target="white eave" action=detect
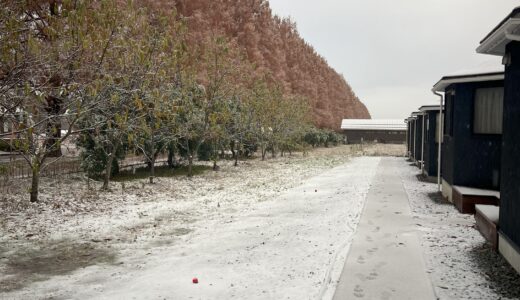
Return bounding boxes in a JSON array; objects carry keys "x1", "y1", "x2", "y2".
[
  {"x1": 432, "y1": 62, "x2": 504, "y2": 93},
  {"x1": 477, "y1": 7, "x2": 520, "y2": 56},
  {"x1": 341, "y1": 119, "x2": 407, "y2": 131},
  {"x1": 419, "y1": 105, "x2": 441, "y2": 112}
]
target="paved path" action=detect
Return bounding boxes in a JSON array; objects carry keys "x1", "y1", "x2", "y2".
[{"x1": 333, "y1": 158, "x2": 436, "y2": 300}]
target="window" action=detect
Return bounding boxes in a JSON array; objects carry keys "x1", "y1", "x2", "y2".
[
  {"x1": 474, "y1": 87, "x2": 504, "y2": 134},
  {"x1": 426, "y1": 118, "x2": 429, "y2": 142},
  {"x1": 435, "y1": 112, "x2": 442, "y2": 143}
]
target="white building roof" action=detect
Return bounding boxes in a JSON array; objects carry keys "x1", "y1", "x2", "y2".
[
  {"x1": 477, "y1": 7, "x2": 520, "y2": 56},
  {"x1": 432, "y1": 61, "x2": 504, "y2": 92},
  {"x1": 341, "y1": 119, "x2": 407, "y2": 131}
]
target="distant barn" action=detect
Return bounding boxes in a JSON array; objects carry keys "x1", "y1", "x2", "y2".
[{"x1": 340, "y1": 119, "x2": 407, "y2": 144}]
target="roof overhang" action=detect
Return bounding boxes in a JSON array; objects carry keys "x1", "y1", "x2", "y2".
[
  {"x1": 432, "y1": 72, "x2": 504, "y2": 93},
  {"x1": 477, "y1": 7, "x2": 520, "y2": 56},
  {"x1": 418, "y1": 105, "x2": 441, "y2": 112}
]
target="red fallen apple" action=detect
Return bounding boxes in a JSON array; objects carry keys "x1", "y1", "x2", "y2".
[{"x1": 193, "y1": 278, "x2": 199, "y2": 284}]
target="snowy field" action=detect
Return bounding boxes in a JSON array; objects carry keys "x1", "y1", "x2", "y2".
[
  {"x1": 400, "y1": 161, "x2": 520, "y2": 300},
  {"x1": 0, "y1": 145, "x2": 399, "y2": 299},
  {"x1": 4, "y1": 145, "x2": 520, "y2": 300}
]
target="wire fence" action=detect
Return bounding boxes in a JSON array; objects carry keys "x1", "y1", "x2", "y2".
[
  {"x1": 0, "y1": 154, "x2": 169, "y2": 180},
  {"x1": 0, "y1": 154, "x2": 173, "y2": 197}
]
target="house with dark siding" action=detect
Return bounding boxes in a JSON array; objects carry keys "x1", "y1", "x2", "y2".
[
  {"x1": 477, "y1": 6, "x2": 520, "y2": 274},
  {"x1": 405, "y1": 117, "x2": 415, "y2": 159},
  {"x1": 410, "y1": 112, "x2": 423, "y2": 167},
  {"x1": 432, "y1": 67, "x2": 503, "y2": 207},
  {"x1": 418, "y1": 105, "x2": 441, "y2": 178}
]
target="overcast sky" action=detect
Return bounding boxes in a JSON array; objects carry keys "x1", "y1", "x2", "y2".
[{"x1": 268, "y1": 0, "x2": 518, "y2": 119}]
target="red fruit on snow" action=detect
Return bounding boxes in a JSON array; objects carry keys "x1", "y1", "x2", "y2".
[{"x1": 192, "y1": 278, "x2": 199, "y2": 284}]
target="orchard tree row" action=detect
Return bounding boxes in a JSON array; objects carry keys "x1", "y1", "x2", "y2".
[{"x1": 0, "y1": 1, "x2": 343, "y2": 203}]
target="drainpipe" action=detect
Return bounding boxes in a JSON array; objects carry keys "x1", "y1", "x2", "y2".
[
  {"x1": 421, "y1": 113, "x2": 425, "y2": 172},
  {"x1": 434, "y1": 91, "x2": 444, "y2": 192}
]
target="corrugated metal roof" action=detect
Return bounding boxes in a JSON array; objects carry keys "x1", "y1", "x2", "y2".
[{"x1": 341, "y1": 119, "x2": 407, "y2": 131}]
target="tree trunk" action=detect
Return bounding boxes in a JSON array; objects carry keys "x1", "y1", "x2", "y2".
[
  {"x1": 188, "y1": 155, "x2": 193, "y2": 177},
  {"x1": 167, "y1": 144, "x2": 175, "y2": 168},
  {"x1": 234, "y1": 146, "x2": 239, "y2": 167},
  {"x1": 149, "y1": 155, "x2": 155, "y2": 184},
  {"x1": 45, "y1": 96, "x2": 63, "y2": 157},
  {"x1": 30, "y1": 164, "x2": 40, "y2": 203},
  {"x1": 230, "y1": 141, "x2": 236, "y2": 159},
  {"x1": 149, "y1": 140, "x2": 155, "y2": 184},
  {"x1": 103, "y1": 152, "x2": 114, "y2": 190}
]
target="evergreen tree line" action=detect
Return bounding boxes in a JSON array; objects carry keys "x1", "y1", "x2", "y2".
[
  {"x1": 0, "y1": 1, "x2": 344, "y2": 203},
  {"x1": 171, "y1": 0, "x2": 371, "y2": 128}
]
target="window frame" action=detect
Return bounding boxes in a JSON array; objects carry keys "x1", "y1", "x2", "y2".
[
  {"x1": 472, "y1": 86, "x2": 504, "y2": 136},
  {"x1": 435, "y1": 112, "x2": 442, "y2": 144},
  {"x1": 444, "y1": 90, "x2": 455, "y2": 137}
]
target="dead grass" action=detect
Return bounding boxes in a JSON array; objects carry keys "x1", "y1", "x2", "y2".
[
  {"x1": 0, "y1": 240, "x2": 116, "y2": 292},
  {"x1": 350, "y1": 143, "x2": 406, "y2": 157}
]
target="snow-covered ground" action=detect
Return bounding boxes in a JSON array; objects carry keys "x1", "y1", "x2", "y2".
[
  {"x1": 0, "y1": 146, "x2": 387, "y2": 299},
  {"x1": 5, "y1": 146, "x2": 520, "y2": 300},
  {"x1": 400, "y1": 161, "x2": 520, "y2": 300}
]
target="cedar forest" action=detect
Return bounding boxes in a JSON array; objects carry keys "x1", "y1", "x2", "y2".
[{"x1": 0, "y1": 0, "x2": 369, "y2": 203}]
